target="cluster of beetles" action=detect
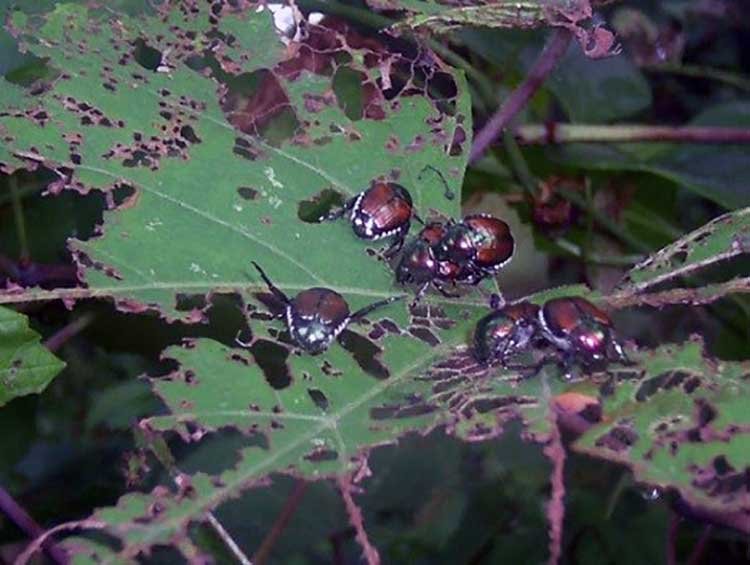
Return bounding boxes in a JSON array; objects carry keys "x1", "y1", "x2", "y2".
[{"x1": 252, "y1": 173, "x2": 629, "y2": 376}]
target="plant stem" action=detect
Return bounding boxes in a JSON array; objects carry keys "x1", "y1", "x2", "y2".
[
  {"x1": 544, "y1": 412, "x2": 566, "y2": 565},
  {"x1": 470, "y1": 28, "x2": 572, "y2": 163},
  {"x1": 515, "y1": 124, "x2": 750, "y2": 144},
  {"x1": 253, "y1": 481, "x2": 308, "y2": 565},
  {"x1": 338, "y1": 476, "x2": 380, "y2": 565},
  {"x1": 502, "y1": 130, "x2": 538, "y2": 197},
  {"x1": 9, "y1": 176, "x2": 30, "y2": 261},
  {"x1": 643, "y1": 62, "x2": 750, "y2": 93},
  {"x1": 206, "y1": 512, "x2": 253, "y2": 565},
  {"x1": 44, "y1": 314, "x2": 95, "y2": 352},
  {"x1": 139, "y1": 430, "x2": 253, "y2": 565},
  {"x1": 0, "y1": 485, "x2": 69, "y2": 564},
  {"x1": 16, "y1": 519, "x2": 106, "y2": 565}
]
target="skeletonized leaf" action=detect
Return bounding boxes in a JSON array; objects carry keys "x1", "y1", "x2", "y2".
[
  {"x1": 618, "y1": 206, "x2": 750, "y2": 292},
  {"x1": 575, "y1": 339, "x2": 750, "y2": 525}
]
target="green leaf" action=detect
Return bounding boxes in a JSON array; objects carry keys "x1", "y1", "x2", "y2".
[
  {"x1": 0, "y1": 306, "x2": 65, "y2": 406},
  {"x1": 575, "y1": 339, "x2": 750, "y2": 515},
  {"x1": 0, "y1": 3, "x2": 469, "y2": 319},
  {"x1": 548, "y1": 45, "x2": 652, "y2": 123}
]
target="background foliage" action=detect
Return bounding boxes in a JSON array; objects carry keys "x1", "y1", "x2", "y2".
[{"x1": 1, "y1": 0, "x2": 749, "y2": 563}]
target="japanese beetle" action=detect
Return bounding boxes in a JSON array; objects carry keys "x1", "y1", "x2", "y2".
[
  {"x1": 538, "y1": 297, "x2": 627, "y2": 370},
  {"x1": 435, "y1": 214, "x2": 515, "y2": 280},
  {"x1": 395, "y1": 222, "x2": 466, "y2": 302},
  {"x1": 324, "y1": 180, "x2": 414, "y2": 254},
  {"x1": 473, "y1": 301, "x2": 540, "y2": 365},
  {"x1": 251, "y1": 262, "x2": 403, "y2": 355}
]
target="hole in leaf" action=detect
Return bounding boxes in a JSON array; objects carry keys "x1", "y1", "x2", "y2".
[
  {"x1": 332, "y1": 66, "x2": 365, "y2": 120},
  {"x1": 408, "y1": 327, "x2": 440, "y2": 347},
  {"x1": 222, "y1": 69, "x2": 299, "y2": 144},
  {"x1": 250, "y1": 339, "x2": 292, "y2": 389},
  {"x1": 133, "y1": 38, "x2": 162, "y2": 71},
  {"x1": 304, "y1": 448, "x2": 339, "y2": 462},
  {"x1": 713, "y1": 455, "x2": 734, "y2": 475},
  {"x1": 3, "y1": 52, "x2": 58, "y2": 89},
  {"x1": 307, "y1": 388, "x2": 329, "y2": 411},
  {"x1": 175, "y1": 293, "x2": 207, "y2": 312},
  {"x1": 338, "y1": 329, "x2": 389, "y2": 379},
  {"x1": 297, "y1": 188, "x2": 345, "y2": 223},
  {"x1": 237, "y1": 186, "x2": 259, "y2": 200},
  {"x1": 110, "y1": 184, "x2": 136, "y2": 208}
]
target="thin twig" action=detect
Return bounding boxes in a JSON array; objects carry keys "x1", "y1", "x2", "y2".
[
  {"x1": 44, "y1": 313, "x2": 95, "y2": 352},
  {"x1": 207, "y1": 512, "x2": 253, "y2": 565},
  {"x1": 686, "y1": 524, "x2": 713, "y2": 565},
  {"x1": 16, "y1": 518, "x2": 106, "y2": 565},
  {"x1": 253, "y1": 481, "x2": 308, "y2": 565},
  {"x1": 0, "y1": 485, "x2": 69, "y2": 564},
  {"x1": 515, "y1": 123, "x2": 750, "y2": 144},
  {"x1": 469, "y1": 28, "x2": 572, "y2": 163},
  {"x1": 666, "y1": 512, "x2": 680, "y2": 565},
  {"x1": 544, "y1": 411, "x2": 566, "y2": 565},
  {"x1": 338, "y1": 476, "x2": 380, "y2": 565}
]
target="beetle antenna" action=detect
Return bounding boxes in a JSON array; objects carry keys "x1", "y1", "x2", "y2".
[
  {"x1": 418, "y1": 165, "x2": 455, "y2": 201},
  {"x1": 350, "y1": 295, "x2": 404, "y2": 322},
  {"x1": 250, "y1": 261, "x2": 290, "y2": 304}
]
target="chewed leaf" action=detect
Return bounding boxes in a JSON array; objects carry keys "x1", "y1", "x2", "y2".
[
  {"x1": 575, "y1": 339, "x2": 750, "y2": 517},
  {"x1": 0, "y1": 306, "x2": 65, "y2": 406},
  {"x1": 0, "y1": 3, "x2": 469, "y2": 320},
  {"x1": 619, "y1": 206, "x2": 750, "y2": 291}
]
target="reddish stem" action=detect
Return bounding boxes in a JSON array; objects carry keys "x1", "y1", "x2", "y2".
[
  {"x1": 253, "y1": 480, "x2": 308, "y2": 565},
  {"x1": 544, "y1": 412, "x2": 566, "y2": 565},
  {"x1": 338, "y1": 475, "x2": 380, "y2": 565},
  {"x1": 469, "y1": 28, "x2": 572, "y2": 163},
  {"x1": 0, "y1": 485, "x2": 69, "y2": 564},
  {"x1": 666, "y1": 512, "x2": 680, "y2": 565}
]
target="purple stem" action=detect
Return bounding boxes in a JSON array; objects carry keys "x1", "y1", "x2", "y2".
[
  {"x1": 469, "y1": 28, "x2": 573, "y2": 164},
  {"x1": 0, "y1": 485, "x2": 68, "y2": 564}
]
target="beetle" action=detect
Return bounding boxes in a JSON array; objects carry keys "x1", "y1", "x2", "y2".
[
  {"x1": 473, "y1": 301, "x2": 541, "y2": 365},
  {"x1": 394, "y1": 222, "x2": 468, "y2": 303},
  {"x1": 323, "y1": 180, "x2": 414, "y2": 255},
  {"x1": 434, "y1": 214, "x2": 515, "y2": 280},
  {"x1": 251, "y1": 262, "x2": 403, "y2": 354},
  {"x1": 538, "y1": 297, "x2": 627, "y2": 370}
]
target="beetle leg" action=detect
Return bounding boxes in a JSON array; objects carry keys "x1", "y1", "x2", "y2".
[
  {"x1": 382, "y1": 227, "x2": 408, "y2": 258},
  {"x1": 410, "y1": 282, "x2": 430, "y2": 308},
  {"x1": 489, "y1": 292, "x2": 506, "y2": 310},
  {"x1": 250, "y1": 261, "x2": 290, "y2": 305},
  {"x1": 433, "y1": 281, "x2": 461, "y2": 298},
  {"x1": 320, "y1": 195, "x2": 356, "y2": 222},
  {"x1": 608, "y1": 338, "x2": 633, "y2": 365},
  {"x1": 350, "y1": 295, "x2": 405, "y2": 322}
]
